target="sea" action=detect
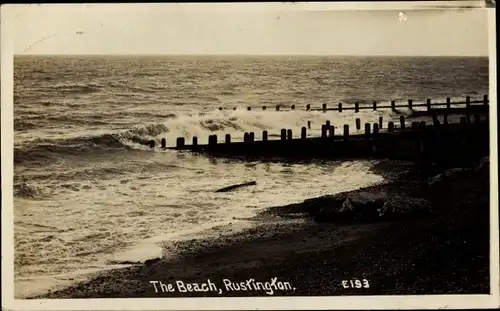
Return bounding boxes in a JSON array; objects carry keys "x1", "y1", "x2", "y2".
[{"x1": 12, "y1": 55, "x2": 489, "y2": 297}]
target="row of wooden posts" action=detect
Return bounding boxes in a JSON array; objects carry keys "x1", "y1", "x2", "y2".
[
  {"x1": 150, "y1": 113, "x2": 484, "y2": 149},
  {"x1": 218, "y1": 95, "x2": 488, "y2": 112}
]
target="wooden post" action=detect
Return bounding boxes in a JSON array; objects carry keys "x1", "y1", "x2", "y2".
[
  {"x1": 443, "y1": 114, "x2": 448, "y2": 125},
  {"x1": 263, "y1": 106, "x2": 267, "y2": 111},
  {"x1": 287, "y1": 129, "x2": 293, "y2": 140},
  {"x1": 484, "y1": 94, "x2": 488, "y2": 106},
  {"x1": 243, "y1": 132, "x2": 249, "y2": 143},
  {"x1": 408, "y1": 99, "x2": 413, "y2": 110},
  {"x1": 465, "y1": 96, "x2": 471, "y2": 124},
  {"x1": 225, "y1": 134, "x2": 231, "y2": 144},
  {"x1": 474, "y1": 114, "x2": 481, "y2": 124},
  {"x1": 446, "y1": 97, "x2": 451, "y2": 109},
  {"x1": 373, "y1": 101, "x2": 377, "y2": 111},
  {"x1": 373, "y1": 123, "x2": 379, "y2": 135},
  {"x1": 426, "y1": 99, "x2": 431, "y2": 111},
  {"x1": 306, "y1": 104, "x2": 311, "y2": 111},
  {"x1": 355, "y1": 103, "x2": 359, "y2": 113},
  {"x1": 388, "y1": 122, "x2": 394, "y2": 133},
  {"x1": 321, "y1": 125, "x2": 327, "y2": 138},
  {"x1": 176, "y1": 137, "x2": 185, "y2": 148},
  {"x1": 249, "y1": 132, "x2": 255, "y2": 142},
  {"x1": 419, "y1": 121, "x2": 426, "y2": 128},
  {"x1": 460, "y1": 96, "x2": 469, "y2": 124},
  {"x1": 247, "y1": 106, "x2": 251, "y2": 111},
  {"x1": 263, "y1": 131, "x2": 268, "y2": 142},
  {"x1": 193, "y1": 136, "x2": 198, "y2": 146},
  {"x1": 322, "y1": 103, "x2": 327, "y2": 112},
  {"x1": 355, "y1": 118, "x2": 361, "y2": 130},
  {"x1": 411, "y1": 122, "x2": 418, "y2": 130},
  {"x1": 400, "y1": 115, "x2": 405, "y2": 130},
  {"x1": 378, "y1": 116, "x2": 383, "y2": 129},
  {"x1": 281, "y1": 129, "x2": 287, "y2": 140},
  {"x1": 301, "y1": 127, "x2": 307, "y2": 140},
  {"x1": 364, "y1": 123, "x2": 371, "y2": 137},
  {"x1": 326, "y1": 120, "x2": 331, "y2": 128},
  {"x1": 343, "y1": 125, "x2": 349, "y2": 140},
  {"x1": 276, "y1": 105, "x2": 280, "y2": 111},
  {"x1": 307, "y1": 121, "x2": 311, "y2": 129},
  {"x1": 338, "y1": 103, "x2": 343, "y2": 112},
  {"x1": 328, "y1": 126, "x2": 335, "y2": 138},
  {"x1": 161, "y1": 138, "x2": 166, "y2": 148},
  {"x1": 432, "y1": 114, "x2": 440, "y2": 126},
  {"x1": 149, "y1": 140, "x2": 155, "y2": 148},
  {"x1": 391, "y1": 100, "x2": 396, "y2": 111},
  {"x1": 210, "y1": 135, "x2": 218, "y2": 145},
  {"x1": 291, "y1": 104, "x2": 296, "y2": 110}
]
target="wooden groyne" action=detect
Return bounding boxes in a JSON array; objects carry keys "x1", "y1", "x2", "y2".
[
  {"x1": 217, "y1": 95, "x2": 489, "y2": 117},
  {"x1": 148, "y1": 95, "x2": 490, "y2": 167},
  {"x1": 154, "y1": 113, "x2": 489, "y2": 168}
]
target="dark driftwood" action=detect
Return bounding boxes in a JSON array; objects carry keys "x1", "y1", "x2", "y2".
[{"x1": 215, "y1": 181, "x2": 257, "y2": 193}]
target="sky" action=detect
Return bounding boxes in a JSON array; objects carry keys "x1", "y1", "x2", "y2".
[{"x1": 8, "y1": 2, "x2": 491, "y2": 56}]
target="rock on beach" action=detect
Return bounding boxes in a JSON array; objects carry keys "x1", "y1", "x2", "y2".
[{"x1": 310, "y1": 190, "x2": 431, "y2": 223}]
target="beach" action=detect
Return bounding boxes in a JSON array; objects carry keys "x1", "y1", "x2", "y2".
[
  {"x1": 37, "y1": 157, "x2": 490, "y2": 298},
  {"x1": 13, "y1": 55, "x2": 490, "y2": 298}
]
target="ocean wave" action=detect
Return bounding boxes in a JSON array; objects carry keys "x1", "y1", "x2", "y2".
[
  {"x1": 14, "y1": 108, "x2": 411, "y2": 165},
  {"x1": 114, "y1": 112, "x2": 177, "y2": 120},
  {"x1": 132, "y1": 72, "x2": 160, "y2": 78},
  {"x1": 14, "y1": 135, "x2": 129, "y2": 165},
  {"x1": 15, "y1": 112, "x2": 178, "y2": 132},
  {"x1": 11, "y1": 112, "x2": 251, "y2": 165},
  {"x1": 14, "y1": 182, "x2": 46, "y2": 199},
  {"x1": 14, "y1": 120, "x2": 39, "y2": 131},
  {"x1": 45, "y1": 82, "x2": 103, "y2": 95},
  {"x1": 13, "y1": 122, "x2": 173, "y2": 165},
  {"x1": 108, "y1": 83, "x2": 168, "y2": 93},
  {"x1": 15, "y1": 117, "x2": 110, "y2": 131}
]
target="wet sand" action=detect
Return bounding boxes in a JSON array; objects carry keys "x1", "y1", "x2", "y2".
[{"x1": 37, "y1": 159, "x2": 490, "y2": 298}]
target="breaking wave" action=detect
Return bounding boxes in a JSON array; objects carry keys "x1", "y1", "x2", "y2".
[{"x1": 14, "y1": 108, "x2": 411, "y2": 165}]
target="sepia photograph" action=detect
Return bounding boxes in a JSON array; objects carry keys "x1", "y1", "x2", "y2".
[{"x1": 1, "y1": 1, "x2": 498, "y2": 310}]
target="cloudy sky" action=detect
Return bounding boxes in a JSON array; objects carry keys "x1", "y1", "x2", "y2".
[{"x1": 9, "y1": 2, "x2": 491, "y2": 56}]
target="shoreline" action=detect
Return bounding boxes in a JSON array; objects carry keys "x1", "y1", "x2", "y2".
[{"x1": 32, "y1": 157, "x2": 490, "y2": 298}]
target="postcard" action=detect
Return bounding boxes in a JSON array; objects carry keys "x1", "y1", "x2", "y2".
[{"x1": 2, "y1": 1, "x2": 498, "y2": 310}]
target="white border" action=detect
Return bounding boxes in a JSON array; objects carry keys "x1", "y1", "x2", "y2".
[
  {"x1": 2, "y1": 2, "x2": 499, "y2": 310},
  {"x1": 487, "y1": 6, "x2": 500, "y2": 302}
]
